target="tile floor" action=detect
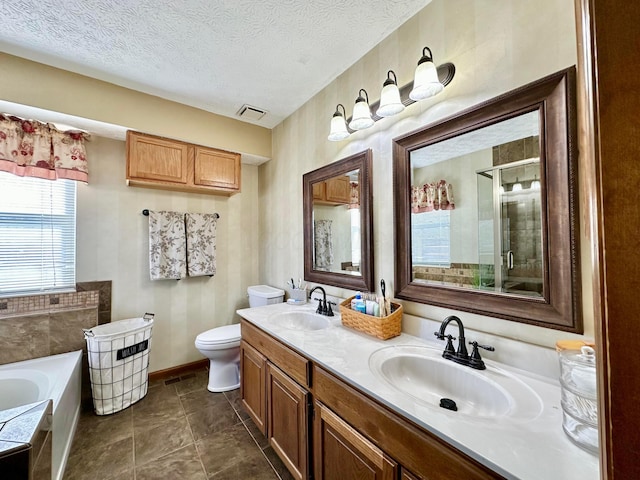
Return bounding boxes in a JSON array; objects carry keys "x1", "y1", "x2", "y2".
[{"x1": 64, "y1": 367, "x2": 294, "y2": 480}]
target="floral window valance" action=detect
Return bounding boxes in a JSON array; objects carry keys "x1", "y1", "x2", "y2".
[
  {"x1": 411, "y1": 180, "x2": 455, "y2": 213},
  {"x1": 0, "y1": 114, "x2": 90, "y2": 182}
]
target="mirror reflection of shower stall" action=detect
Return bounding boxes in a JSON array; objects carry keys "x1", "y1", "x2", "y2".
[{"x1": 477, "y1": 158, "x2": 543, "y2": 296}]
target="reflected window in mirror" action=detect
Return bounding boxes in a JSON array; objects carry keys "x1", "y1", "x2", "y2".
[{"x1": 393, "y1": 67, "x2": 581, "y2": 332}]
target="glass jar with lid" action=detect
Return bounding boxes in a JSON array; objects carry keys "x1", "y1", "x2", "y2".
[{"x1": 556, "y1": 340, "x2": 599, "y2": 455}]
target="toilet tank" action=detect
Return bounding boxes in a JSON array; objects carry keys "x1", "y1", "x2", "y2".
[{"x1": 247, "y1": 285, "x2": 285, "y2": 307}]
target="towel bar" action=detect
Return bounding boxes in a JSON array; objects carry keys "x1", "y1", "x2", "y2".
[{"x1": 141, "y1": 209, "x2": 220, "y2": 219}]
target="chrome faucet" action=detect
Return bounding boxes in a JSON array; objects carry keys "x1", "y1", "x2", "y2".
[
  {"x1": 434, "y1": 315, "x2": 494, "y2": 370},
  {"x1": 309, "y1": 286, "x2": 335, "y2": 316}
]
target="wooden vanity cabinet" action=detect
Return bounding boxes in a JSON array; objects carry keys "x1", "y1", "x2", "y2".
[
  {"x1": 241, "y1": 320, "x2": 504, "y2": 480},
  {"x1": 314, "y1": 400, "x2": 398, "y2": 480},
  {"x1": 313, "y1": 176, "x2": 350, "y2": 205},
  {"x1": 241, "y1": 320, "x2": 311, "y2": 480},
  {"x1": 400, "y1": 469, "x2": 421, "y2": 480},
  {"x1": 267, "y1": 363, "x2": 310, "y2": 480},
  {"x1": 240, "y1": 340, "x2": 266, "y2": 434},
  {"x1": 312, "y1": 366, "x2": 503, "y2": 480},
  {"x1": 126, "y1": 131, "x2": 241, "y2": 195}
]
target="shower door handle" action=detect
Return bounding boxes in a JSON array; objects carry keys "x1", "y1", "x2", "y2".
[{"x1": 506, "y1": 250, "x2": 514, "y2": 270}]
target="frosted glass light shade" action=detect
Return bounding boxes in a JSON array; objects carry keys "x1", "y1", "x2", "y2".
[
  {"x1": 376, "y1": 83, "x2": 405, "y2": 117},
  {"x1": 531, "y1": 179, "x2": 541, "y2": 190},
  {"x1": 349, "y1": 98, "x2": 374, "y2": 130},
  {"x1": 328, "y1": 115, "x2": 349, "y2": 141},
  {"x1": 409, "y1": 60, "x2": 444, "y2": 101}
]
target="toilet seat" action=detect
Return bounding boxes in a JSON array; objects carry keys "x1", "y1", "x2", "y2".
[{"x1": 195, "y1": 324, "x2": 241, "y2": 348}]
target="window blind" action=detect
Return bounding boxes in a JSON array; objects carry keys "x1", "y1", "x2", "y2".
[
  {"x1": 0, "y1": 171, "x2": 76, "y2": 295},
  {"x1": 411, "y1": 209, "x2": 451, "y2": 267}
]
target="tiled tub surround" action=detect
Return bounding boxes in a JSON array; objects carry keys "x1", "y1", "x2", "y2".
[
  {"x1": 237, "y1": 303, "x2": 599, "y2": 480},
  {"x1": 0, "y1": 290, "x2": 99, "y2": 366},
  {"x1": 0, "y1": 351, "x2": 82, "y2": 480},
  {"x1": 413, "y1": 262, "x2": 481, "y2": 287},
  {"x1": 0, "y1": 399, "x2": 52, "y2": 480},
  {"x1": 76, "y1": 280, "x2": 112, "y2": 325}
]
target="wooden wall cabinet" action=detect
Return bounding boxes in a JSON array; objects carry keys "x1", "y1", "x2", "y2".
[
  {"x1": 312, "y1": 176, "x2": 350, "y2": 205},
  {"x1": 126, "y1": 131, "x2": 241, "y2": 195}
]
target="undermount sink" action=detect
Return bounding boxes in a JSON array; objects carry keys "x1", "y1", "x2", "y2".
[
  {"x1": 269, "y1": 311, "x2": 331, "y2": 331},
  {"x1": 369, "y1": 345, "x2": 543, "y2": 421}
]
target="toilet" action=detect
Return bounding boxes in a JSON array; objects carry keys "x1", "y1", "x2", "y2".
[{"x1": 195, "y1": 285, "x2": 284, "y2": 392}]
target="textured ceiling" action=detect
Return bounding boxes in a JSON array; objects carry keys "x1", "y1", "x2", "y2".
[
  {"x1": 0, "y1": 0, "x2": 432, "y2": 129},
  {"x1": 411, "y1": 111, "x2": 541, "y2": 169}
]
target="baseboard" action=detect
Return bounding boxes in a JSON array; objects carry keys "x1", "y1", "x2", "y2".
[{"x1": 148, "y1": 359, "x2": 208, "y2": 382}]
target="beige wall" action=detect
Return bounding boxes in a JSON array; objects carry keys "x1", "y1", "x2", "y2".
[
  {"x1": 77, "y1": 137, "x2": 260, "y2": 372},
  {"x1": 262, "y1": 0, "x2": 593, "y2": 347},
  {"x1": 0, "y1": 52, "x2": 271, "y2": 159}
]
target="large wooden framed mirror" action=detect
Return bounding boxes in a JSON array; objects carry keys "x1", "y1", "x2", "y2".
[
  {"x1": 393, "y1": 67, "x2": 581, "y2": 332},
  {"x1": 303, "y1": 149, "x2": 374, "y2": 291}
]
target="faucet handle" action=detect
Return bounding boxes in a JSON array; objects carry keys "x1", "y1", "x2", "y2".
[
  {"x1": 468, "y1": 341, "x2": 495, "y2": 370},
  {"x1": 326, "y1": 301, "x2": 336, "y2": 317},
  {"x1": 313, "y1": 297, "x2": 325, "y2": 314},
  {"x1": 469, "y1": 341, "x2": 495, "y2": 354}
]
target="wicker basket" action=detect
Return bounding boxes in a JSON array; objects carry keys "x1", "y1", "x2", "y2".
[{"x1": 339, "y1": 296, "x2": 402, "y2": 340}]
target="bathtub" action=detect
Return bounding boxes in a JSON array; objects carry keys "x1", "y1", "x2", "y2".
[{"x1": 0, "y1": 350, "x2": 82, "y2": 480}]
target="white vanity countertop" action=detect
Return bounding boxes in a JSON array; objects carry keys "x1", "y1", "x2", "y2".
[{"x1": 237, "y1": 303, "x2": 599, "y2": 480}]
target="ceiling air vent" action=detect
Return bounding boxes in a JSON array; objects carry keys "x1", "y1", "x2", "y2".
[{"x1": 236, "y1": 104, "x2": 267, "y2": 121}]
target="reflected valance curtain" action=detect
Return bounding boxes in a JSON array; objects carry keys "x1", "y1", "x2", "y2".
[
  {"x1": 348, "y1": 181, "x2": 360, "y2": 209},
  {"x1": 411, "y1": 180, "x2": 455, "y2": 213},
  {"x1": 0, "y1": 114, "x2": 90, "y2": 182}
]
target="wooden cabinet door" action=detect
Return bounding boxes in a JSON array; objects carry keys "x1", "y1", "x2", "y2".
[
  {"x1": 313, "y1": 182, "x2": 325, "y2": 201},
  {"x1": 401, "y1": 469, "x2": 421, "y2": 480},
  {"x1": 127, "y1": 131, "x2": 189, "y2": 184},
  {"x1": 267, "y1": 362, "x2": 309, "y2": 480},
  {"x1": 240, "y1": 341, "x2": 266, "y2": 435},
  {"x1": 194, "y1": 146, "x2": 241, "y2": 191},
  {"x1": 324, "y1": 176, "x2": 350, "y2": 204},
  {"x1": 314, "y1": 401, "x2": 397, "y2": 480}
]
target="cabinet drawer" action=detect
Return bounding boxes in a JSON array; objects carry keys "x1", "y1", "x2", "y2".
[
  {"x1": 241, "y1": 320, "x2": 309, "y2": 388},
  {"x1": 312, "y1": 366, "x2": 503, "y2": 480}
]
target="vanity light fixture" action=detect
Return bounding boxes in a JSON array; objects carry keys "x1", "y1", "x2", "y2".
[
  {"x1": 531, "y1": 175, "x2": 541, "y2": 190},
  {"x1": 512, "y1": 177, "x2": 523, "y2": 192},
  {"x1": 328, "y1": 104, "x2": 350, "y2": 141},
  {"x1": 409, "y1": 47, "x2": 445, "y2": 101},
  {"x1": 349, "y1": 89, "x2": 375, "y2": 130},
  {"x1": 327, "y1": 46, "x2": 455, "y2": 141},
  {"x1": 376, "y1": 70, "x2": 405, "y2": 117}
]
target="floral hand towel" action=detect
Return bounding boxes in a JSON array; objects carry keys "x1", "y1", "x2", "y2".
[
  {"x1": 148, "y1": 210, "x2": 187, "y2": 280},
  {"x1": 185, "y1": 213, "x2": 217, "y2": 277},
  {"x1": 314, "y1": 219, "x2": 334, "y2": 269}
]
